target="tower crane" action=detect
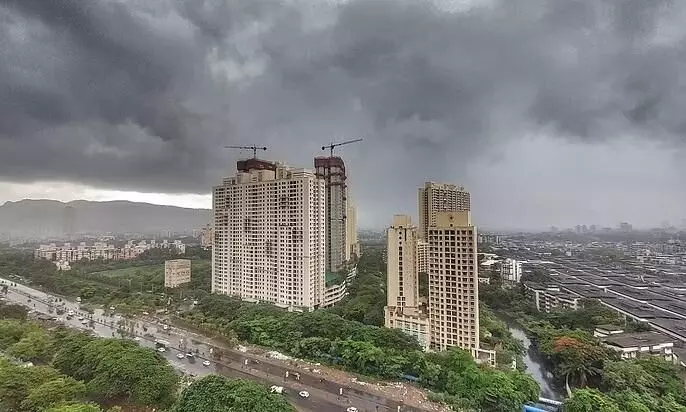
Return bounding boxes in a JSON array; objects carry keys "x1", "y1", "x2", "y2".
[
  {"x1": 224, "y1": 145, "x2": 267, "y2": 158},
  {"x1": 321, "y1": 138, "x2": 363, "y2": 157}
]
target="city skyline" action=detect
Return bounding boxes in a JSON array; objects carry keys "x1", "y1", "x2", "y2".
[{"x1": 2, "y1": 1, "x2": 686, "y2": 230}]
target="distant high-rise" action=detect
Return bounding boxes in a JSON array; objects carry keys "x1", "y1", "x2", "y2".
[
  {"x1": 345, "y1": 196, "x2": 360, "y2": 261},
  {"x1": 418, "y1": 182, "x2": 470, "y2": 240},
  {"x1": 212, "y1": 158, "x2": 326, "y2": 310},
  {"x1": 314, "y1": 156, "x2": 348, "y2": 275},
  {"x1": 63, "y1": 206, "x2": 76, "y2": 239},
  {"x1": 427, "y1": 211, "x2": 479, "y2": 352}
]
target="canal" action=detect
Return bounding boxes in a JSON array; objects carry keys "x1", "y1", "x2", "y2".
[{"x1": 507, "y1": 322, "x2": 565, "y2": 401}]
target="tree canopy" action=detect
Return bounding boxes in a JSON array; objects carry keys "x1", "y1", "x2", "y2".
[{"x1": 171, "y1": 375, "x2": 296, "y2": 412}]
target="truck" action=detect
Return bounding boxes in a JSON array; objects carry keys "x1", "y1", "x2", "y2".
[{"x1": 154, "y1": 339, "x2": 170, "y2": 349}]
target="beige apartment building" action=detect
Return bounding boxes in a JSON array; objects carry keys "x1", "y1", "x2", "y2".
[
  {"x1": 165, "y1": 259, "x2": 191, "y2": 288},
  {"x1": 385, "y1": 183, "x2": 481, "y2": 356},
  {"x1": 427, "y1": 211, "x2": 479, "y2": 352},
  {"x1": 418, "y1": 182, "x2": 471, "y2": 240},
  {"x1": 346, "y1": 196, "x2": 360, "y2": 261},
  {"x1": 384, "y1": 215, "x2": 430, "y2": 350},
  {"x1": 212, "y1": 158, "x2": 326, "y2": 311}
]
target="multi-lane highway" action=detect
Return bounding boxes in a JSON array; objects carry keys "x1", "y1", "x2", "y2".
[{"x1": 0, "y1": 278, "x2": 438, "y2": 412}]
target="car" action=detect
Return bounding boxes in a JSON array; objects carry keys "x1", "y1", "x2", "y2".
[
  {"x1": 176, "y1": 353, "x2": 185, "y2": 359},
  {"x1": 77, "y1": 316, "x2": 84, "y2": 320},
  {"x1": 133, "y1": 336, "x2": 141, "y2": 341},
  {"x1": 185, "y1": 352, "x2": 194, "y2": 358},
  {"x1": 298, "y1": 391, "x2": 309, "y2": 398},
  {"x1": 347, "y1": 408, "x2": 358, "y2": 412},
  {"x1": 157, "y1": 347, "x2": 166, "y2": 352},
  {"x1": 109, "y1": 306, "x2": 115, "y2": 310},
  {"x1": 80, "y1": 320, "x2": 88, "y2": 325},
  {"x1": 202, "y1": 360, "x2": 211, "y2": 367}
]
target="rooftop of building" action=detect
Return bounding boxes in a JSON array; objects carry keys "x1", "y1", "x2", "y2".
[{"x1": 602, "y1": 331, "x2": 675, "y2": 348}]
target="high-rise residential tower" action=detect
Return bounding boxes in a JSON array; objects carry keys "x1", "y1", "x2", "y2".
[
  {"x1": 345, "y1": 195, "x2": 360, "y2": 261},
  {"x1": 418, "y1": 182, "x2": 471, "y2": 240},
  {"x1": 212, "y1": 158, "x2": 326, "y2": 310},
  {"x1": 314, "y1": 156, "x2": 348, "y2": 275},
  {"x1": 427, "y1": 211, "x2": 479, "y2": 352},
  {"x1": 384, "y1": 215, "x2": 429, "y2": 349}
]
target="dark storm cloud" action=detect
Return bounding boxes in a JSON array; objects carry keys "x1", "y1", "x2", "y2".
[{"x1": 1, "y1": 0, "x2": 685, "y2": 198}]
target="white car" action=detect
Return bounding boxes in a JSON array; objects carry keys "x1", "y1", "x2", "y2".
[
  {"x1": 298, "y1": 391, "x2": 310, "y2": 398},
  {"x1": 347, "y1": 408, "x2": 358, "y2": 412},
  {"x1": 176, "y1": 353, "x2": 185, "y2": 359},
  {"x1": 77, "y1": 316, "x2": 84, "y2": 321},
  {"x1": 133, "y1": 337, "x2": 141, "y2": 342},
  {"x1": 157, "y1": 347, "x2": 166, "y2": 353},
  {"x1": 202, "y1": 360, "x2": 211, "y2": 367},
  {"x1": 109, "y1": 306, "x2": 115, "y2": 310}
]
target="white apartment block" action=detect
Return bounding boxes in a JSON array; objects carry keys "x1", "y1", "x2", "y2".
[
  {"x1": 427, "y1": 211, "x2": 480, "y2": 352},
  {"x1": 384, "y1": 215, "x2": 430, "y2": 350},
  {"x1": 212, "y1": 158, "x2": 326, "y2": 311},
  {"x1": 165, "y1": 259, "x2": 192, "y2": 288},
  {"x1": 418, "y1": 182, "x2": 470, "y2": 241},
  {"x1": 501, "y1": 258, "x2": 522, "y2": 283},
  {"x1": 523, "y1": 283, "x2": 580, "y2": 313}
]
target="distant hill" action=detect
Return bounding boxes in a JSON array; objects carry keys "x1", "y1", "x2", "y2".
[{"x1": 0, "y1": 199, "x2": 211, "y2": 238}]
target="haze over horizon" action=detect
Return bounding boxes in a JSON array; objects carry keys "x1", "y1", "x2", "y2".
[{"x1": 2, "y1": 0, "x2": 686, "y2": 230}]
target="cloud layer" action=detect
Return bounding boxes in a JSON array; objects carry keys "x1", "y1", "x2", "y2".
[{"x1": 2, "y1": 0, "x2": 685, "y2": 227}]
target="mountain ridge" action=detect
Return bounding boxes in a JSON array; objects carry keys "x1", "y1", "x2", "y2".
[{"x1": 0, "y1": 199, "x2": 211, "y2": 238}]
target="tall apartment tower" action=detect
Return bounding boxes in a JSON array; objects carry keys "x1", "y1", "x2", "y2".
[
  {"x1": 314, "y1": 156, "x2": 348, "y2": 275},
  {"x1": 386, "y1": 215, "x2": 420, "y2": 308},
  {"x1": 418, "y1": 182, "x2": 471, "y2": 240},
  {"x1": 427, "y1": 211, "x2": 479, "y2": 352},
  {"x1": 212, "y1": 158, "x2": 326, "y2": 310},
  {"x1": 345, "y1": 195, "x2": 360, "y2": 261},
  {"x1": 384, "y1": 215, "x2": 430, "y2": 349}
]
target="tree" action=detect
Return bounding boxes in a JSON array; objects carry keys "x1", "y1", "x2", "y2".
[
  {"x1": 564, "y1": 389, "x2": 622, "y2": 412},
  {"x1": 7, "y1": 329, "x2": 54, "y2": 364},
  {"x1": 0, "y1": 319, "x2": 30, "y2": 349},
  {"x1": 21, "y1": 377, "x2": 87, "y2": 411},
  {"x1": 53, "y1": 337, "x2": 179, "y2": 408},
  {"x1": 541, "y1": 333, "x2": 609, "y2": 394},
  {"x1": 0, "y1": 362, "x2": 63, "y2": 411},
  {"x1": 0, "y1": 302, "x2": 28, "y2": 319},
  {"x1": 170, "y1": 375, "x2": 296, "y2": 412}
]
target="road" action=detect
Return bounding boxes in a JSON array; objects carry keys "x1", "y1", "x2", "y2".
[{"x1": 0, "y1": 278, "x2": 433, "y2": 412}]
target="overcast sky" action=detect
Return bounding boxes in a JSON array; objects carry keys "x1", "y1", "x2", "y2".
[{"x1": 2, "y1": 0, "x2": 686, "y2": 230}]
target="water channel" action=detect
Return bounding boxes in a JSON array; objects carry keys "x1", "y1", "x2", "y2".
[{"x1": 506, "y1": 321, "x2": 566, "y2": 401}]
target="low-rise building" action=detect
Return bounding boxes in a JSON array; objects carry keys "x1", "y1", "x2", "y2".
[
  {"x1": 165, "y1": 259, "x2": 192, "y2": 288},
  {"x1": 385, "y1": 306, "x2": 430, "y2": 351},
  {"x1": 501, "y1": 258, "x2": 522, "y2": 283},
  {"x1": 321, "y1": 265, "x2": 358, "y2": 308},
  {"x1": 35, "y1": 239, "x2": 187, "y2": 267},
  {"x1": 524, "y1": 282, "x2": 580, "y2": 313},
  {"x1": 602, "y1": 331, "x2": 675, "y2": 361},
  {"x1": 593, "y1": 325, "x2": 625, "y2": 338}
]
